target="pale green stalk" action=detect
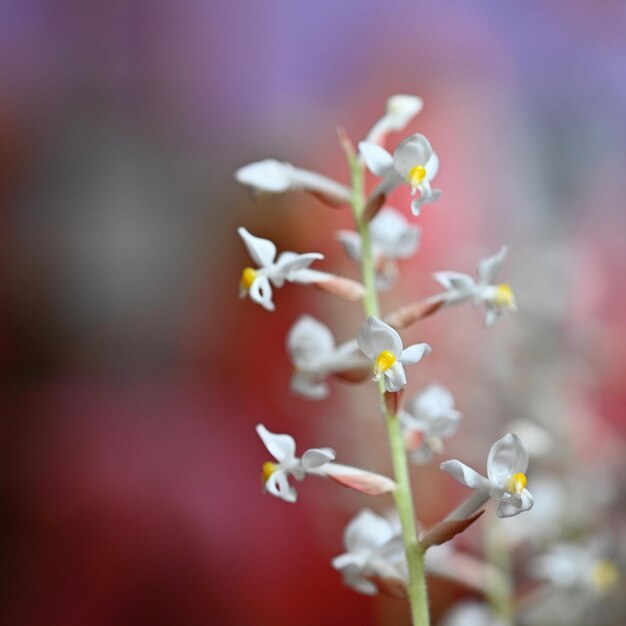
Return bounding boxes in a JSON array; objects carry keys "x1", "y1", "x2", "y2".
[{"x1": 347, "y1": 153, "x2": 430, "y2": 626}]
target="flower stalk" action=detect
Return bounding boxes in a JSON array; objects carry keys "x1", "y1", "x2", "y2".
[{"x1": 347, "y1": 148, "x2": 430, "y2": 626}]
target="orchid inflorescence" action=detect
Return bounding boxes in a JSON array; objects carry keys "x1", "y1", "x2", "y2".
[{"x1": 233, "y1": 94, "x2": 617, "y2": 626}]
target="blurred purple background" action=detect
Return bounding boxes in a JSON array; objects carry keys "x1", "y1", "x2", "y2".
[{"x1": 2, "y1": 1, "x2": 626, "y2": 625}]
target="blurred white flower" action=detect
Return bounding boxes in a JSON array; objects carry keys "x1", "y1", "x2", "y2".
[
  {"x1": 286, "y1": 315, "x2": 369, "y2": 400},
  {"x1": 336, "y1": 206, "x2": 421, "y2": 290},
  {"x1": 357, "y1": 316, "x2": 432, "y2": 393},
  {"x1": 234, "y1": 158, "x2": 351, "y2": 205},
  {"x1": 400, "y1": 385, "x2": 461, "y2": 464},
  {"x1": 530, "y1": 541, "x2": 620, "y2": 595},
  {"x1": 359, "y1": 133, "x2": 441, "y2": 215},
  {"x1": 440, "y1": 602, "x2": 508, "y2": 626},
  {"x1": 238, "y1": 227, "x2": 323, "y2": 311},
  {"x1": 332, "y1": 509, "x2": 407, "y2": 596},
  {"x1": 364, "y1": 94, "x2": 424, "y2": 146},
  {"x1": 257, "y1": 425, "x2": 396, "y2": 503},
  {"x1": 441, "y1": 433, "x2": 534, "y2": 519},
  {"x1": 433, "y1": 246, "x2": 517, "y2": 327}
]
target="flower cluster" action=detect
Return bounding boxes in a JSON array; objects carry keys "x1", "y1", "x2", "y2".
[{"x1": 235, "y1": 94, "x2": 542, "y2": 623}]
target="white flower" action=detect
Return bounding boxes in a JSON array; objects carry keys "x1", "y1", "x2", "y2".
[
  {"x1": 400, "y1": 385, "x2": 461, "y2": 464},
  {"x1": 433, "y1": 246, "x2": 517, "y2": 327},
  {"x1": 257, "y1": 425, "x2": 396, "y2": 503},
  {"x1": 336, "y1": 206, "x2": 421, "y2": 290},
  {"x1": 286, "y1": 316, "x2": 369, "y2": 400},
  {"x1": 257, "y1": 424, "x2": 335, "y2": 503},
  {"x1": 529, "y1": 542, "x2": 620, "y2": 595},
  {"x1": 238, "y1": 227, "x2": 323, "y2": 311},
  {"x1": 364, "y1": 95, "x2": 424, "y2": 146},
  {"x1": 441, "y1": 433, "x2": 534, "y2": 519},
  {"x1": 359, "y1": 133, "x2": 441, "y2": 215},
  {"x1": 357, "y1": 317, "x2": 432, "y2": 393},
  {"x1": 332, "y1": 509, "x2": 407, "y2": 596},
  {"x1": 234, "y1": 159, "x2": 351, "y2": 205}
]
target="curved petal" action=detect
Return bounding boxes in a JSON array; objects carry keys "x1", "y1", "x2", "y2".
[
  {"x1": 400, "y1": 343, "x2": 432, "y2": 365},
  {"x1": 440, "y1": 460, "x2": 490, "y2": 490},
  {"x1": 358, "y1": 142, "x2": 395, "y2": 176},
  {"x1": 392, "y1": 226, "x2": 421, "y2": 259},
  {"x1": 476, "y1": 246, "x2": 508, "y2": 286},
  {"x1": 411, "y1": 188, "x2": 442, "y2": 216},
  {"x1": 432, "y1": 271, "x2": 476, "y2": 293},
  {"x1": 286, "y1": 315, "x2": 335, "y2": 365},
  {"x1": 414, "y1": 384, "x2": 455, "y2": 415},
  {"x1": 496, "y1": 488, "x2": 534, "y2": 518},
  {"x1": 256, "y1": 424, "x2": 296, "y2": 463},
  {"x1": 385, "y1": 94, "x2": 424, "y2": 130},
  {"x1": 302, "y1": 447, "x2": 336, "y2": 470},
  {"x1": 393, "y1": 133, "x2": 433, "y2": 178},
  {"x1": 234, "y1": 159, "x2": 294, "y2": 192},
  {"x1": 265, "y1": 469, "x2": 297, "y2": 503},
  {"x1": 487, "y1": 433, "x2": 529, "y2": 483},
  {"x1": 370, "y1": 207, "x2": 408, "y2": 241},
  {"x1": 248, "y1": 276, "x2": 275, "y2": 311},
  {"x1": 277, "y1": 252, "x2": 324, "y2": 278},
  {"x1": 237, "y1": 227, "x2": 277, "y2": 267},
  {"x1": 335, "y1": 230, "x2": 363, "y2": 262},
  {"x1": 428, "y1": 412, "x2": 462, "y2": 439},
  {"x1": 384, "y1": 361, "x2": 406, "y2": 392},
  {"x1": 357, "y1": 316, "x2": 402, "y2": 360}
]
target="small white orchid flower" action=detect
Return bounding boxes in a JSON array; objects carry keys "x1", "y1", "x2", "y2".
[
  {"x1": 257, "y1": 425, "x2": 395, "y2": 503},
  {"x1": 530, "y1": 542, "x2": 620, "y2": 595},
  {"x1": 238, "y1": 227, "x2": 323, "y2": 311},
  {"x1": 433, "y1": 246, "x2": 517, "y2": 327},
  {"x1": 400, "y1": 385, "x2": 461, "y2": 464},
  {"x1": 234, "y1": 158, "x2": 351, "y2": 205},
  {"x1": 357, "y1": 317, "x2": 432, "y2": 393},
  {"x1": 332, "y1": 509, "x2": 407, "y2": 596},
  {"x1": 336, "y1": 206, "x2": 421, "y2": 290},
  {"x1": 441, "y1": 433, "x2": 534, "y2": 519},
  {"x1": 364, "y1": 95, "x2": 424, "y2": 146},
  {"x1": 286, "y1": 316, "x2": 369, "y2": 400},
  {"x1": 359, "y1": 133, "x2": 441, "y2": 215}
]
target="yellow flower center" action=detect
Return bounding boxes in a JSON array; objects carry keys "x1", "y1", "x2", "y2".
[
  {"x1": 407, "y1": 165, "x2": 427, "y2": 191},
  {"x1": 591, "y1": 559, "x2": 619, "y2": 593},
  {"x1": 505, "y1": 472, "x2": 527, "y2": 495},
  {"x1": 262, "y1": 461, "x2": 277, "y2": 484},
  {"x1": 240, "y1": 267, "x2": 257, "y2": 291},
  {"x1": 374, "y1": 350, "x2": 396, "y2": 376},
  {"x1": 493, "y1": 283, "x2": 516, "y2": 310}
]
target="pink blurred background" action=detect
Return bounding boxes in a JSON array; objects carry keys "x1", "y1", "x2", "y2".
[{"x1": 2, "y1": 1, "x2": 625, "y2": 625}]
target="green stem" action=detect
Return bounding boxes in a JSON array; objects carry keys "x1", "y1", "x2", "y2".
[{"x1": 348, "y1": 155, "x2": 430, "y2": 626}]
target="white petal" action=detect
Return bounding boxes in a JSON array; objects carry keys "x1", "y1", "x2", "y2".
[
  {"x1": 302, "y1": 447, "x2": 336, "y2": 470},
  {"x1": 392, "y1": 226, "x2": 421, "y2": 259},
  {"x1": 277, "y1": 252, "x2": 324, "y2": 278},
  {"x1": 433, "y1": 271, "x2": 476, "y2": 293},
  {"x1": 384, "y1": 361, "x2": 406, "y2": 391},
  {"x1": 234, "y1": 159, "x2": 294, "y2": 192},
  {"x1": 400, "y1": 343, "x2": 432, "y2": 365},
  {"x1": 256, "y1": 424, "x2": 296, "y2": 463},
  {"x1": 428, "y1": 412, "x2": 462, "y2": 439},
  {"x1": 358, "y1": 142, "x2": 395, "y2": 176},
  {"x1": 357, "y1": 316, "x2": 402, "y2": 360},
  {"x1": 385, "y1": 94, "x2": 424, "y2": 130},
  {"x1": 289, "y1": 371, "x2": 329, "y2": 400},
  {"x1": 425, "y1": 151, "x2": 440, "y2": 181},
  {"x1": 335, "y1": 230, "x2": 363, "y2": 261},
  {"x1": 440, "y1": 460, "x2": 490, "y2": 490},
  {"x1": 393, "y1": 133, "x2": 433, "y2": 178},
  {"x1": 265, "y1": 469, "x2": 297, "y2": 503},
  {"x1": 286, "y1": 315, "x2": 335, "y2": 366},
  {"x1": 487, "y1": 433, "x2": 529, "y2": 483},
  {"x1": 413, "y1": 384, "x2": 455, "y2": 414},
  {"x1": 476, "y1": 246, "x2": 507, "y2": 285},
  {"x1": 343, "y1": 509, "x2": 396, "y2": 553},
  {"x1": 410, "y1": 188, "x2": 442, "y2": 216},
  {"x1": 497, "y1": 489, "x2": 534, "y2": 518},
  {"x1": 237, "y1": 227, "x2": 277, "y2": 267},
  {"x1": 248, "y1": 276, "x2": 275, "y2": 311}
]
